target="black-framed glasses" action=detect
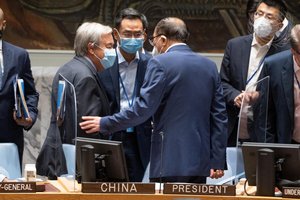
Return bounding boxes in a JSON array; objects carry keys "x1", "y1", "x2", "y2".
[{"x1": 148, "y1": 34, "x2": 164, "y2": 46}]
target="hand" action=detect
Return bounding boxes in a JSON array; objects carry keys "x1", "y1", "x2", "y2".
[
  {"x1": 80, "y1": 116, "x2": 101, "y2": 134},
  {"x1": 234, "y1": 92, "x2": 245, "y2": 108},
  {"x1": 210, "y1": 169, "x2": 224, "y2": 179},
  {"x1": 244, "y1": 91, "x2": 260, "y2": 105},
  {"x1": 13, "y1": 110, "x2": 33, "y2": 128}
]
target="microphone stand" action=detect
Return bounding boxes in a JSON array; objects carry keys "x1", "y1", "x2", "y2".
[{"x1": 159, "y1": 131, "x2": 164, "y2": 194}]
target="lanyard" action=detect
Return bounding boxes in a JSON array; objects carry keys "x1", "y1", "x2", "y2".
[
  {"x1": 119, "y1": 74, "x2": 138, "y2": 108},
  {"x1": 295, "y1": 72, "x2": 300, "y2": 89},
  {"x1": 246, "y1": 55, "x2": 267, "y2": 85}
]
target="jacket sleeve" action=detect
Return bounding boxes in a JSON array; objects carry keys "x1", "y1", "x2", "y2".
[
  {"x1": 220, "y1": 40, "x2": 241, "y2": 106},
  {"x1": 100, "y1": 58, "x2": 166, "y2": 134},
  {"x1": 210, "y1": 66, "x2": 228, "y2": 169},
  {"x1": 21, "y1": 51, "x2": 39, "y2": 130}
]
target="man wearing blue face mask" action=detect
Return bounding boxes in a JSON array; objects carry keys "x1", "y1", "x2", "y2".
[
  {"x1": 98, "y1": 8, "x2": 152, "y2": 182},
  {"x1": 36, "y1": 22, "x2": 115, "y2": 179}
]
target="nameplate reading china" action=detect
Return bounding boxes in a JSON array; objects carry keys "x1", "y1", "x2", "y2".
[
  {"x1": 82, "y1": 182, "x2": 155, "y2": 193},
  {"x1": 164, "y1": 183, "x2": 236, "y2": 196},
  {"x1": 0, "y1": 182, "x2": 36, "y2": 193},
  {"x1": 282, "y1": 187, "x2": 300, "y2": 198}
]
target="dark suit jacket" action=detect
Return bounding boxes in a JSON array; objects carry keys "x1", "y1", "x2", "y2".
[
  {"x1": 99, "y1": 52, "x2": 152, "y2": 169},
  {"x1": 261, "y1": 50, "x2": 294, "y2": 143},
  {"x1": 220, "y1": 34, "x2": 290, "y2": 145},
  {"x1": 36, "y1": 56, "x2": 110, "y2": 179},
  {"x1": 0, "y1": 41, "x2": 39, "y2": 156},
  {"x1": 100, "y1": 45, "x2": 228, "y2": 178}
]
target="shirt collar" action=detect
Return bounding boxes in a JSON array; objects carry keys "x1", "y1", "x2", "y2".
[
  {"x1": 116, "y1": 47, "x2": 139, "y2": 65},
  {"x1": 165, "y1": 43, "x2": 187, "y2": 53},
  {"x1": 84, "y1": 56, "x2": 97, "y2": 71},
  {"x1": 252, "y1": 33, "x2": 273, "y2": 48},
  {"x1": 275, "y1": 18, "x2": 288, "y2": 37},
  {"x1": 0, "y1": 40, "x2": 3, "y2": 50}
]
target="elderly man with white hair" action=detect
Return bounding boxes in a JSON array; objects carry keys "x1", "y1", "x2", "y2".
[{"x1": 36, "y1": 22, "x2": 115, "y2": 179}]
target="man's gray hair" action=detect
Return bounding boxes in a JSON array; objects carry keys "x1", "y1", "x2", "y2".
[
  {"x1": 290, "y1": 24, "x2": 300, "y2": 51},
  {"x1": 74, "y1": 22, "x2": 112, "y2": 56}
]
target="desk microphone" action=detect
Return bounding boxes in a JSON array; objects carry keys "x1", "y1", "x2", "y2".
[{"x1": 159, "y1": 131, "x2": 164, "y2": 194}]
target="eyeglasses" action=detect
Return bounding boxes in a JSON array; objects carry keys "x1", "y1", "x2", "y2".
[
  {"x1": 148, "y1": 34, "x2": 164, "y2": 46},
  {"x1": 254, "y1": 11, "x2": 279, "y2": 21}
]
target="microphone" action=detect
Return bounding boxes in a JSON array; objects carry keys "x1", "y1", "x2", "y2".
[{"x1": 159, "y1": 131, "x2": 164, "y2": 194}]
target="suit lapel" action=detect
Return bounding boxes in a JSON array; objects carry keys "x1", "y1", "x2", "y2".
[
  {"x1": 281, "y1": 55, "x2": 294, "y2": 122},
  {"x1": 109, "y1": 60, "x2": 121, "y2": 109},
  {"x1": 75, "y1": 56, "x2": 110, "y2": 106},
  {"x1": 1, "y1": 42, "x2": 13, "y2": 87},
  {"x1": 136, "y1": 54, "x2": 147, "y2": 95},
  {"x1": 241, "y1": 35, "x2": 253, "y2": 87}
]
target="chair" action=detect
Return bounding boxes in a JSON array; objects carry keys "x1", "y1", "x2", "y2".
[
  {"x1": 206, "y1": 147, "x2": 245, "y2": 185},
  {"x1": 62, "y1": 144, "x2": 76, "y2": 175},
  {"x1": 142, "y1": 163, "x2": 150, "y2": 183},
  {"x1": 0, "y1": 143, "x2": 22, "y2": 179}
]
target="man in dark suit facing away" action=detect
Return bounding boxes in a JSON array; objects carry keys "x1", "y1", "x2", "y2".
[
  {"x1": 261, "y1": 24, "x2": 300, "y2": 144},
  {"x1": 36, "y1": 22, "x2": 115, "y2": 179},
  {"x1": 0, "y1": 8, "x2": 39, "y2": 166},
  {"x1": 81, "y1": 17, "x2": 228, "y2": 183}
]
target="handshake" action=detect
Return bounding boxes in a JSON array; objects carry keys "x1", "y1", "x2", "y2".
[{"x1": 80, "y1": 116, "x2": 102, "y2": 134}]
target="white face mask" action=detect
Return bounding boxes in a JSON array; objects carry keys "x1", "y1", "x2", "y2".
[
  {"x1": 253, "y1": 17, "x2": 274, "y2": 38},
  {"x1": 151, "y1": 37, "x2": 164, "y2": 56},
  {"x1": 151, "y1": 46, "x2": 159, "y2": 56}
]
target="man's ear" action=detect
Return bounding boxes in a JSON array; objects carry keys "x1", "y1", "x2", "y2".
[
  {"x1": 143, "y1": 31, "x2": 147, "y2": 42},
  {"x1": 2, "y1": 20, "x2": 6, "y2": 30},
  {"x1": 277, "y1": 21, "x2": 283, "y2": 31},
  {"x1": 113, "y1": 28, "x2": 119, "y2": 41},
  {"x1": 87, "y1": 42, "x2": 95, "y2": 55}
]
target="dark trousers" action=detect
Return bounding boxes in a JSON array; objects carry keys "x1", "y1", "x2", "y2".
[
  {"x1": 111, "y1": 131, "x2": 145, "y2": 182},
  {"x1": 150, "y1": 176, "x2": 207, "y2": 183}
]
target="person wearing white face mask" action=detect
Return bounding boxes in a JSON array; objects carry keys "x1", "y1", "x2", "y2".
[
  {"x1": 220, "y1": 0, "x2": 291, "y2": 147},
  {"x1": 36, "y1": 22, "x2": 115, "y2": 179},
  {"x1": 98, "y1": 8, "x2": 152, "y2": 182}
]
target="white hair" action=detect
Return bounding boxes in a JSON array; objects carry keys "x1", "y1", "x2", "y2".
[{"x1": 74, "y1": 22, "x2": 112, "y2": 56}]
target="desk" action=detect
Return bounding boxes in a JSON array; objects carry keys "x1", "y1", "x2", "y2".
[
  {"x1": 0, "y1": 181, "x2": 298, "y2": 200},
  {"x1": 0, "y1": 192, "x2": 299, "y2": 200}
]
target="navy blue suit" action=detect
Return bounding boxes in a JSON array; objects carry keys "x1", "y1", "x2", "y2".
[
  {"x1": 100, "y1": 45, "x2": 228, "y2": 181},
  {"x1": 99, "y1": 52, "x2": 152, "y2": 181},
  {"x1": 261, "y1": 50, "x2": 294, "y2": 143},
  {"x1": 220, "y1": 34, "x2": 290, "y2": 146},
  {"x1": 0, "y1": 41, "x2": 39, "y2": 164}
]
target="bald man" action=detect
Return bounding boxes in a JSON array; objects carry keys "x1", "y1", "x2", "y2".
[
  {"x1": 0, "y1": 8, "x2": 39, "y2": 166},
  {"x1": 80, "y1": 17, "x2": 228, "y2": 183}
]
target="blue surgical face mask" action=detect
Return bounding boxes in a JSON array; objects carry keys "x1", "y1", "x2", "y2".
[
  {"x1": 94, "y1": 46, "x2": 116, "y2": 69},
  {"x1": 119, "y1": 38, "x2": 144, "y2": 54}
]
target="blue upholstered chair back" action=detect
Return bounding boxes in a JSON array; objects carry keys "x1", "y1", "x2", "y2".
[
  {"x1": 62, "y1": 144, "x2": 76, "y2": 175},
  {"x1": 0, "y1": 143, "x2": 22, "y2": 179}
]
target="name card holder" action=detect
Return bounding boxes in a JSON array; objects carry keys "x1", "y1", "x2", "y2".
[
  {"x1": 82, "y1": 182, "x2": 155, "y2": 193},
  {"x1": 0, "y1": 182, "x2": 36, "y2": 193},
  {"x1": 164, "y1": 183, "x2": 236, "y2": 196},
  {"x1": 282, "y1": 187, "x2": 300, "y2": 198}
]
